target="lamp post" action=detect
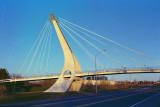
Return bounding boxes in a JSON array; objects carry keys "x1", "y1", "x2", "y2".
[
  {"x1": 95, "y1": 49, "x2": 106, "y2": 94},
  {"x1": 130, "y1": 74, "x2": 132, "y2": 88}
]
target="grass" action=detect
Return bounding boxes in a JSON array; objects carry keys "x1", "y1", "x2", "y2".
[
  {"x1": 0, "y1": 88, "x2": 130, "y2": 104},
  {"x1": 0, "y1": 92, "x2": 79, "y2": 104},
  {"x1": 0, "y1": 85, "x2": 140, "y2": 104}
]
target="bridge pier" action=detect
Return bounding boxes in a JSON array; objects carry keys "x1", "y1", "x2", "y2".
[{"x1": 45, "y1": 14, "x2": 82, "y2": 92}]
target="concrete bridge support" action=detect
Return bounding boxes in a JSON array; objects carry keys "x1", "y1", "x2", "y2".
[{"x1": 45, "y1": 14, "x2": 82, "y2": 92}]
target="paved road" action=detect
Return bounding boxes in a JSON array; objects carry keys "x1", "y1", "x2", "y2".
[{"x1": 1, "y1": 87, "x2": 160, "y2": 107}]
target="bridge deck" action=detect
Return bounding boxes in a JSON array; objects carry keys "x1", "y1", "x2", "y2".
[{"x1": 1, "y1": 69, "x2": 160, "y2": 83}]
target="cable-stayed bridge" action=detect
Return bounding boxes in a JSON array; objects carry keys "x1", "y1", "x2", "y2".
[{"x1": 1, "y1": 13, "x2": 160, "y2": 92}]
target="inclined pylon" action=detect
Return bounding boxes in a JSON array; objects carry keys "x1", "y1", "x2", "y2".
[{"x1": 45, "y1": 14, "x2": 82, "y2": 92}]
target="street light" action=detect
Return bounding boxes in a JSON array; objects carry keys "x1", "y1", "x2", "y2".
[{"x1": 95, "y1": 49, "x2": 106, "y2": 94}]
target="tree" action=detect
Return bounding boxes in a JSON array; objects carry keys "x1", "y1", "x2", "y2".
[
  {"x1": 0, "y1": 68, "x2": 10, "y2": 79},
  {"x1": 10, "y1": 73, "x2": 22, "y2": 79},
  {"x1": 0, "y1": 68, "x2": 10, "y2": 97}
]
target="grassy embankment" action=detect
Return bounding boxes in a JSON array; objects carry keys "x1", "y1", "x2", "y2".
[
  {"x1": 0, "y1": 85, "x2": 131, "y2": 104},
  {"x1": 0, "y1": 92, "x2": 79, "y2": 104}
]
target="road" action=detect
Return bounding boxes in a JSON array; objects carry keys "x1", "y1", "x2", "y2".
[{"x1": 1, "y1": 86, "x2": 160, "y2": 107}]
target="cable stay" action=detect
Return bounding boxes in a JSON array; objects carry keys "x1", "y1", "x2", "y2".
[
  {"x1": 33, "y1": 26, "x2": 50, "y2": 76},
  {"x1": 33, "y1": 24, "x2": 51, "y2": 76},
  {"x1": 60, "y1": 24, "x2": 104, "y2": 68},
  {"x1": 32, "y1": 20, "x2": 53, "y2": 77},
  {"x1": 38, "y1": 24, "x2": 51, "y2": 76},
  {"x1": 58, "y1": 17, "x2": 160, "y2": 64},
  {"x1": 25, "y1": 21, "x2": 50, "y2": 77},
  {"x1": 59, "y1": 21, "x2": 150, "y2": 69},
  {"x1": 60, "y1": 22, "x2": 126, "y2": 69},
  {"x1": 18, "y1": 20, "x2": 49, "y2": 76},
  {"x1": 46, "y1": 24, "x2": 52, "y2": 75}
]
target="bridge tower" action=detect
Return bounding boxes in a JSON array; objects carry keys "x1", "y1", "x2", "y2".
[{"x1": 45, "y1": 14, "x2": 82, "y2": 92}]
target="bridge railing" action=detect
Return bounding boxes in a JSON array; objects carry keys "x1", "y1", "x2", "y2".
[{"x1": 84, "y1": 66, "x2": 160, "y2": 74}]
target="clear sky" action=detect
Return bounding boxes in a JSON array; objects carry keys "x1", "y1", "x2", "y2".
[{"x1": 0, "y1": 0, "x2": 160, "y2": 81}]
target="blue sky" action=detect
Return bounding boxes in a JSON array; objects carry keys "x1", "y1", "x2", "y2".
[{"x1": 0, "y1": 0, "x2": 160, "y2": 81}]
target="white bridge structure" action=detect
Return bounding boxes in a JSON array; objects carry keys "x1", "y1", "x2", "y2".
[
  {"x1": 1, "y1": 68, "x2": 160, "y2": 83},
  {"x1": 1, "y1": 13, "x2": 160, "y2": 92}
]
